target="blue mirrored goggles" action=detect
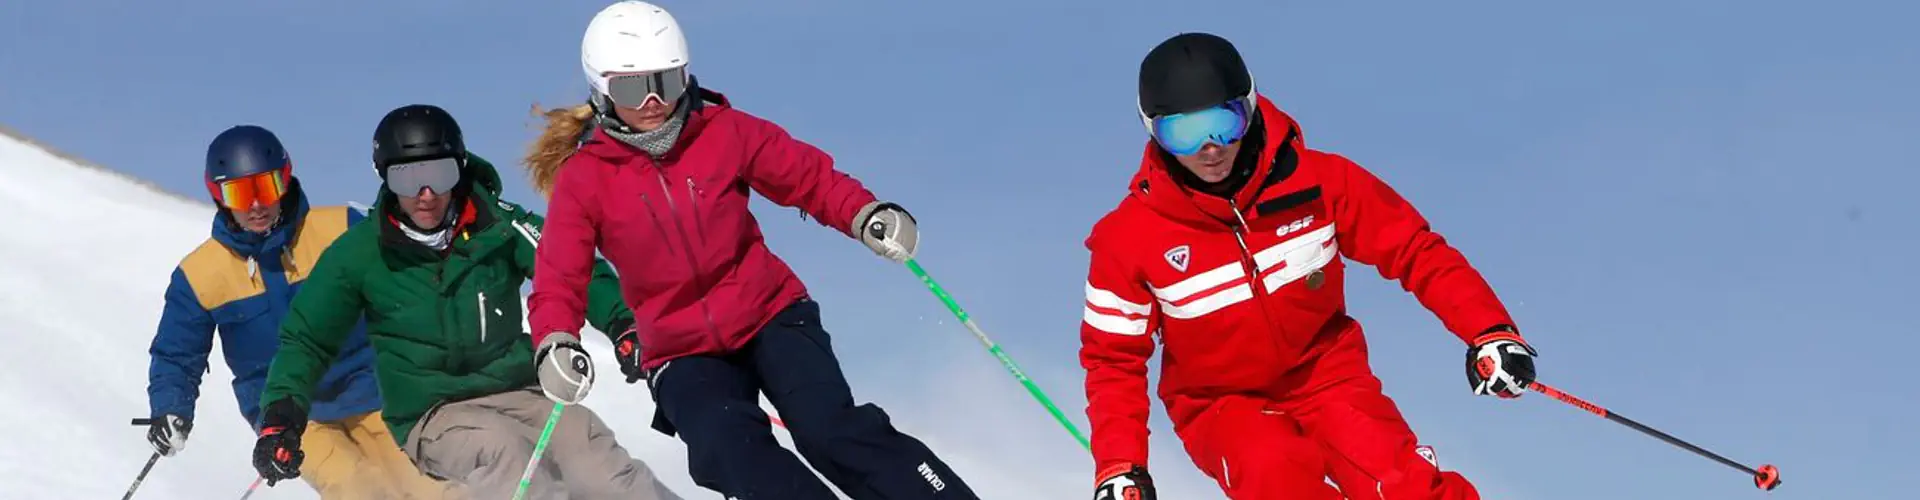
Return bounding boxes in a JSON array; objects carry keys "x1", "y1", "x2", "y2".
[{"x1": 1147, "y1": 97, "x2": 1253, "y2": 156}]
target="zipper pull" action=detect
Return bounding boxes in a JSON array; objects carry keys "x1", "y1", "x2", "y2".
[
  {"x1": 1229, "y1": 199, "x2": 1252, "y2": 232},
  {"x1": 477, "y1": 291, "x2": 488, "y2": 343}
]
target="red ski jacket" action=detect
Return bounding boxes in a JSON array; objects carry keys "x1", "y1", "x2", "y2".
[
  {"x1": 1078, "y1": 95, "x2": 1520, "y2": 472},
  {"x1": 528, "y1": 89, "x2": 877, "y2": 370}
]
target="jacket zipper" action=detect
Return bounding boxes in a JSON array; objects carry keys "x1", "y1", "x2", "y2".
[
  {"x1": 477, "y1": 291, "x2": 488, "y2": 343},
  {"x1": 639, "y1": 168, "x2": 722, "y2": 346},
  {"x1": 684, "y1": 177, "x2": 710, "y2": 249},
  {"x1": 654, "y1": 172, "x2": 722, "y2": 344},
  {"x1": 433, "y1": 260, "x2": 462, "y2": 374},
  {"x1": 1226, "y1": 200, "x2": 1291, "y2": 353}
]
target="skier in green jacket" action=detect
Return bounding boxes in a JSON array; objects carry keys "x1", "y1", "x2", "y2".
[{"x1": 249, "y1": 104, "x2": 683, "y2": 500}]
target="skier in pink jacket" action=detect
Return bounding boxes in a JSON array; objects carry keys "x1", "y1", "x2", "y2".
[{"x1": 520, "y1": 2, "x2": 979, "y2": 499}]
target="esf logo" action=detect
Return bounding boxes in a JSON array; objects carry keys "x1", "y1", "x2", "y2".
[{"x1": 1277, "y1": 215, "x2": 1314, "y2": 237}]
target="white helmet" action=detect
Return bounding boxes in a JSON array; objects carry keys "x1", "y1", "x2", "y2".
[{"x1": 580, "y1": 1, "x2": 689, "y2": 98}]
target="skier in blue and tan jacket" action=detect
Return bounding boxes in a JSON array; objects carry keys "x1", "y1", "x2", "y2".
[{"x1": 144, "y1": 124, "x2": 455, "y2": 499}]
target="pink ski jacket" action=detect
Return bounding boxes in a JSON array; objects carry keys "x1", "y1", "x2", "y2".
[{"x1": 528, "y1": 89, "x2": 878, "y2": 370}]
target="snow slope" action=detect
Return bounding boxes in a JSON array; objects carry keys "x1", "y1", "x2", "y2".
[{"x1": 0, "y1": 128, "x2": 1130, "y2": 499}]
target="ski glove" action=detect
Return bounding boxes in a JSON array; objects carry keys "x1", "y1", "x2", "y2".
[
  {"x1": 537, "y1": 332, "x2": 596, "y2": 405},
  {"x1": 1466, "y1": 327, "x2": 1537, "y2": 398},
  {"x1": 251, "y1": 399, "x2": 306, "y2": 486},
  {"x1": 1092, "y1": 464, "x2": 1155, "y2": 500},
  {"x1": 610, "y1": 321, "x2": 648, "y2": 384},
  {"x1": 853, "y1": 200, "x2": 918, "y2": 263},
  {"x1": 145, "y1": 414, "x2": 191, "y2": 456}
]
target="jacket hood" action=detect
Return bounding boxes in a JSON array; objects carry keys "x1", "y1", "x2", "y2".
[
  {"x1": 1127, "y1": 94, "x2": 1304, "y2": 231},
  {"x1": 212, "y1": 178, "x2": 311, "y2": 259}
]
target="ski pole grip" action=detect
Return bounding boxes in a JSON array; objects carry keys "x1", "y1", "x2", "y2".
[{"x1": 131, "y1": 418, "x2": 152, "y2": 426}]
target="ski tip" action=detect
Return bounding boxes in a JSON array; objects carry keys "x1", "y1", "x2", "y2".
[{"x1": 1753, "y1": 464, "x2": 1782, "y2": 491}]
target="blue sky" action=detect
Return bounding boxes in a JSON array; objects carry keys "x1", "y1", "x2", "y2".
[{"x1": 6, "y1": 0, "x2": 1917, "y2": 497}]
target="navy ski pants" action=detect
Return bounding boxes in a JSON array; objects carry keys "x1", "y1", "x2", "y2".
[{"x1": 646, "y1": 298, "x2": 978, "y2": 500}]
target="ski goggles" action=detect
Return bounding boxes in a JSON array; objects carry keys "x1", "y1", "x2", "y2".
[
  {"x1": 606, "y1": 66, "x2": 689, "y2": 108},
  {"x1": 384, "y1": 157, "x2": 462, "y2": 197},
  {"x1": 209, "y1": 168, "x2": 290, "y2": 211},
  {"x1": 1145, "y1": 97, "x2": 1254, "y2": 157}
]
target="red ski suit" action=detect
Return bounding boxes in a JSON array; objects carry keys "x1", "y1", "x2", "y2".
[
  {"x1": 1079, "y1": 95, "x2": 1520, "y2": 499},
  {"x1": 527, "y1": 90, "x2": 878, "y2": 370}
]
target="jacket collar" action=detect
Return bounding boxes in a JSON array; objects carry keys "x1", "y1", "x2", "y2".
[
  {"x1": 1127, "y1": 95, "x2": 1303, "y2": 231},
  {"x1": 369, "y1": 153, "x2": 507, "y2": 258},
  {"x1": 577, "y1": 83, "x2": 732, "y2": 166},
  {"x1": 212, "y1": 180, "x2": 310, "y2": 261}
]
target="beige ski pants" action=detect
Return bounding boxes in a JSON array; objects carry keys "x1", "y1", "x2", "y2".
[{"x1": 403, "y1": 388, "x2": 682, "y2": 500}]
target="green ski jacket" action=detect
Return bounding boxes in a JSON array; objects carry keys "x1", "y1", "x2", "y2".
[{"x1": 260, "y1": 155, "x2": 631, "y2": 445}]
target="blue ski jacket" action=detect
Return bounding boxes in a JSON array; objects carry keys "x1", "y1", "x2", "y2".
[{"x1": 146, "y1": 185, "x2": 382, "y2": 428}]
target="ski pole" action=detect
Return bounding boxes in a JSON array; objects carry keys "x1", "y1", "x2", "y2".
[
  {"x1": 237, "y1": 476, "x2": 263, "y2": 499},
  {"x1": 125, "y1": 418, "x2": 160, "y2": 500},
  {"x1": 1526, "y1": 381, "x2": 1782, "y2": 491},
  {"x1": 511, "y1": 403, "x2": 565, "y2": 500},
  {"x1": 903, "y1": 257, "x2": 1092, "y2": 451},
  {"x1": 121, "y1": 451, "x2": 160, "y2": 500}
]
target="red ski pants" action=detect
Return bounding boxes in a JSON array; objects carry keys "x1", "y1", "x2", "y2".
[{"x1": 1172, "y1": 335, "x2": 1479, "y2": 499}]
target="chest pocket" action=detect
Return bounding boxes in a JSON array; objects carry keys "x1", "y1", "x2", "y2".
[
  {"x1": 209, "y1": 297, "x2": 276, "y2": 373},
  {"x1": 1244, "y1": 143, "x2": 1347, "y2": 323},
  {"x1": 212, "y1": 297, "x2": 271, "y2": 326},
  {"x1": 464, "y1": 252, "x2": 526, "y2": 349}
]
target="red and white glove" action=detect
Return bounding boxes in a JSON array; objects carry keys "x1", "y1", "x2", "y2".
[
  {"x1": 611, "y1": 320, "x2": 647, "y2": 384},
  {"x1": 1466, "y1": 326, "x2": 1537, "y2": 398},
  {"x1": 1092, "y1": 464, "x2": 1155, "y2": 500}
]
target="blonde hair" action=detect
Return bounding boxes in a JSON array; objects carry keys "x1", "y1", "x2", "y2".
[{"x1": 522, "y1": 102, "x2": 596, "y2": 198}]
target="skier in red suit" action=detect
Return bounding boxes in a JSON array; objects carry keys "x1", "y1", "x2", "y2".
[{"x1": 1081, "y1": 32, "x2": 1540, "y2": 500}]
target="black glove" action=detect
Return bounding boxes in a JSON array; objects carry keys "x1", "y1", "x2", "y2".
[
  {"x1": 611, "y1": 321, "x2": 646, "y2": 384},
  {"x1": 146, "y1": 414, "x2": 191, "y2": 456},
  {"x1": 1092, "y1": 464, "x2": 1155, "y2": 500},
  {"x1": 251, "y1": 399, "x2": 307, "y2": 486},
  {"x1": 1466, "y1": 326, "x2": 1538, "y2": 398}
]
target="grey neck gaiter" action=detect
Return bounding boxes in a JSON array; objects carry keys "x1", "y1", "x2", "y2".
[
  {"x1": 594, "y1": 93, "x2": 694, "y2": 157},
  {"x1": 597, "y1": 110, "x2": 686, "y2": 158}
]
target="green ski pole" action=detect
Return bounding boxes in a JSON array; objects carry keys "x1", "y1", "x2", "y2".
[
  {"x1": 903, "y1": 257, "x2": 1092, "y2": 451},
  {"x1": 512, "y1": 402, "x2": 566, "y2": 500}
]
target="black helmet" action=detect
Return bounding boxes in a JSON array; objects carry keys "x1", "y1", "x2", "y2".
[
  {"x1": 371, "y1": 104, "x2": 466, "y2": 175},
  {"x1": 1137, "y1": 32, "x2": 1255, "y2": 120}
]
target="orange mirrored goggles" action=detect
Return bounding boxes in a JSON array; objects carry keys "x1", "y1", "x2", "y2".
[{"x1": 210, "y1": 169, "x2": 290, "y2": 211}]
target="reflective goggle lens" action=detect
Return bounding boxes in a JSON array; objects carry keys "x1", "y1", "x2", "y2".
[
  {"x1": 385, "y1": 157, "x2": 462, "y2": 197},
  {"x1": 214, "y1": 169, "x2": 289, "y2": 211},
  {"x1": 607, "y1": 67, "x2": 689, "y2": 108},
  {"x1": 1149, "y1": 98, "x2": 1253, "y2": 157}
]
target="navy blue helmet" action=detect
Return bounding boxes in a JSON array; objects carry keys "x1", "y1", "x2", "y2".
[{"x1": 203, "y1": 125, "x2": 293, "y2": 210}]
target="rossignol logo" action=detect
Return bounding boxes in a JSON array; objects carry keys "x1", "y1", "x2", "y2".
[
  {"x1": 1276, "y1": 215, "x2": 1314, "y2": 238},
  {"x1": 917, "y1": 462, "x2": 947, "y2": 491},
  {"x1": 1163, "y1": 245, "x2": 1191, "y2": 273}
]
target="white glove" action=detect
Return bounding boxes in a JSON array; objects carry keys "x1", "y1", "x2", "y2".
[
  {"x1": 536, "y1": 332, "x2": 595, "y2": 405},
  {"x1": 853, "y1": 201, "x2": 918, "y2": 263}
]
